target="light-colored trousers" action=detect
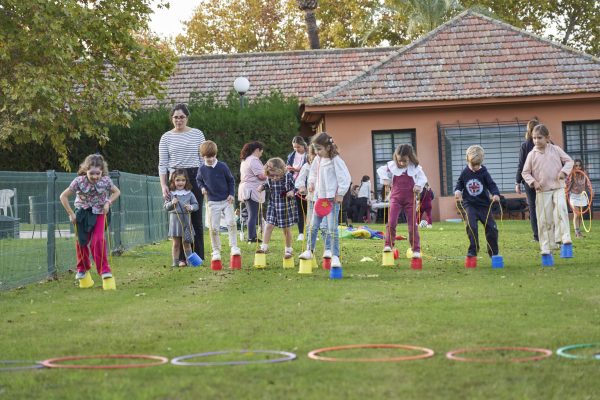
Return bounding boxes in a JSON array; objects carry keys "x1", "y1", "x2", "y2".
[
  {"x1": 207, "y1": 200, "x2": 238, "y2": 253},
  {"x1": 535, "y1": 188, "x2": 571, "y2": 254}
]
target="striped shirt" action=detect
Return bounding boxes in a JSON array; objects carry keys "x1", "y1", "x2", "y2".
[{"x1": 158, "y1": 128, "x2": 205, "y2": 175}]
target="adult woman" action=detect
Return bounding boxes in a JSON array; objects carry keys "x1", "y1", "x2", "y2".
[
  {"x1": 515, "y1": 119, "x2": 539, "y2": 242},
  {"x1": 286, "y1": 136, "x2": 308, "y2": 240},
  {"x1": 355, "y1": 175, "x2": 372, "y2": 223},
  {"x1": 158, "y1": 104, "x2": 205, "y2": 264},
  {"x1": 239, "y1": 141, "x2": 267, "y2": 243}
]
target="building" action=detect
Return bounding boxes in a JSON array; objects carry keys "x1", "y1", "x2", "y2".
[{"x1": 145, "y1": 11, "x2": 600, "y2": 221}]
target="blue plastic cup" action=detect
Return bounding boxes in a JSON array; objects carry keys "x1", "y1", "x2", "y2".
[
  {"x1": 491, "y1": 255, "x2": 504, "y2": 268},
  {"x1": 560, "y1": 243, "x2": 573, "y2": 258},
  {"x1": 187, "y1": 252, "x2": 203, "y2": 267},
  {"x1": 329, "y1": 266, "x2": 342, "y2": 280},
  {"x1": 541, "y1": 253, "x2": 554, "y2": 267}
]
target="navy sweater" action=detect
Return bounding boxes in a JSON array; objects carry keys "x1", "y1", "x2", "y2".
[
  {"x1": 196, "y1": 161, "x2": 235, "y2": 202},
  {"x1": 454, "y1": 165, "x2": 500, "y2": 208}
]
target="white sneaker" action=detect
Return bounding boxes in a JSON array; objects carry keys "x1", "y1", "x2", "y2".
[
  {"x1": 383, "y1": 246, "x2": 392, "y2": 252},
  {"x1": 299, "y1": 250, "x2": 313, "y2": 259},
  {"x1": 297, "y1": 233, "x2": 304, "y2": 241},
  {"x1": 331, "y1": 255, "x2": 341, "y2": 267},
  {"x1": 230, "y1": 246, "x2": 241, "y2": 256},
  {"x1": 101, "y1": 272, "x2": 112, "y2": 279},
  {"x1": 76, "y1": 271, "x2": 86, "y2": 279},
  {"x1": 323, "y1": 250, "x2": 332, "y2": 259},
  {"x1": 260, "y1": 244, "x2": 269, "y2": 253},
  {"x1": 212, "y1": 251, "x2": 221, "y2": 261},
  {"x1": 285, "y1": 247, "x2": 293, "y2": 258},
  {"x1": 412, "y1": 251, "x2": 421, "y2": 258},
  {"x1": 427, "y1": 224, "x2": 432, "y2": 229},
  {"x1": 419, "y1": 220, "x2": 427, "y2": 228}
]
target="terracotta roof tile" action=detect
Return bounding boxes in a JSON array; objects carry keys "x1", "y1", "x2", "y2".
[{"x1": 308, "y1": 11, "x2": 600, "y2": 106}]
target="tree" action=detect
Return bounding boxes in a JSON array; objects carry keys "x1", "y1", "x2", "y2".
[
  {"x1": 0, "y1": 0, "x2": 176, "y2": 169},
  {"x1": 297, "y1": 0, "x2": 320, "y2": 49},
  {"x1": 397, "y1": 0, "x2": 462, "y2": 37}
]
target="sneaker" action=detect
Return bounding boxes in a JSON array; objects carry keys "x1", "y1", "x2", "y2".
[
  {"x1": 247, "y1": 238, "x2": 262, "y2": 244},
  {"x1": 299, "y1": 250, "x2": 313, "y2": 259},
  {"x1": 75, "y1": 271, "x2": 85, "y2": 279},
  {"x1": 230, "y1": 246, "x2": 241, "y2": 256},
  {"x1": 284, "y1": 247, "x2": 293, "y2": 258},
  {"x1": 426, "y1": 224, "x2": 432, "y2": 229},
  {"x1": 383, "y1": 246, "x2": 392, "y2": 252},
  {"x1": 323, "y1": 250, "x2": 332, "y2": 259},
  {"x1": 178, "y1": 260, "x2": 187, "y2": 267},
  {"x1": 575, "y1": 232, "x2": 583, "y2": 238},
  {"x1": 101, "y1": 272, "x2": 113, "y2": 279},
  {"x1": 297, "y1": 233, "x2": 304, "y2": 241},
  {"x1": 212, "y1": 251, "x2": 221, "y2": 261},
  {"x1": 331, "y1": 255, "x2": 341, "y2": 267},
  {"x1": 419, "y1": 220, "x2": 428, "y2": 228},
  {"x1": 412, "y1": 251, "x2": 421, "y2": 258}
]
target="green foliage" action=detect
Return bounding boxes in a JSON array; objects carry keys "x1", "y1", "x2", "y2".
[
  {"x1": 0, "y1": 0, "x2": 176, "y2": 169},
  {"x1": 0, "y1": 91, "x2": 301, "y2": 177}
]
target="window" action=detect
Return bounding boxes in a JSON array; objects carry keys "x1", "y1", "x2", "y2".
[
  {"x1": 438, "y1": 121, "x2": 526, "y2": 195},
  {"x1": 372, "y1": 129, "x2": 416, "y2": 196},
  {"x1": 563, "y1": 120, "x2": 600, "y2": 210}
]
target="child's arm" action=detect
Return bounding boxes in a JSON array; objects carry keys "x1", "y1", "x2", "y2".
[
  {"x1": 295, "y1": 164, "x2": 309, "y2": 193},
  {"x1": 333, "y1": 156, "x2": 351, "y2": 204},
  {"x1": 285, "y1": 173, "x2": 295, "y2": 197},
  {"x1": 186, "y1": 193, "x2": 199, "y2": 212},
  {"x1": 307, "y1": 156, "x2": 319, "y2": 193},
  {"x1": 164, "y1": 197, "x2": 176, "y2": 211},
  {"x1": 59, "y1": 187, "x2": 76, "y2": 223},
  {"x1": 196, "y1": 168, "x2": 208, "y2": 196},
  {"x1": 413, "y1": 166, "x2": 427, "y2": 193},
  {"x1": 103, "y1": 185, "x2": 121, "y2": 215},
  {"x1": 376, "y1": 164, "x2": 391, "y2": 186},
  {"x1": 557, "y1": 146, "x2": 574, "y2": 181},
  {"x1": 454, "y1": 171, "x2": 465, "y2": 200},
  {"x1": 224, "y1": 163, "x2": 236, "y2": 201},
  {"x1": 484, "y1": 170, "x2": 501, "y2": 202},
  {"x1": 521, "y1": 153, "x2": 538, "y2": 190}
]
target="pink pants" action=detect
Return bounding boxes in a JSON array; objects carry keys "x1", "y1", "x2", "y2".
[
  {"x1": 76, "y1": 214, "x2": 111, "y2": 275},
  {"x1": 385, "y1": 196, "x2": 420, "y2": 252}
]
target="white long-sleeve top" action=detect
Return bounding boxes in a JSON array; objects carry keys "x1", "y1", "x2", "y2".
[
  {"x1": 376, "y1": 161, "x2": 427, "y2": 192},
  {"x1": 307, "y1": 155, "x2": 351, "y2": 201},
  {"x1": 357, "y1": 180, "x2": 372, "y2": 202},
  {"x1": 295, "y1": 163, "x2": 310, "y2": 190}
]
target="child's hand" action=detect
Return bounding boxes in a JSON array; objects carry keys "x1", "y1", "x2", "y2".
[
  {"x1": 286, "y1": 165, "x2": 294, "y2": 171},
  {"x1": 454, "y1": 190, "x2": 462, "y2": 201},
  {"x1": 335, "y1": 194, "x2": 343, "y2": 204},
  {"x1": 492, "y1": 195, "x2": 500, "y2": 203},
  {"x1": 532, "y1": 181, "x2": 542, "y2": 191},
  {"x1": 184, "y1": 203, "x2": 193, "y2": 212},
  {"x1": 515, "y1": 183, "x2": 522, "y2": 194},
  {"x1": 559, "y1": 172, "x2": 566, "y2": 180},
  {"x1": 413, "y1": 185, "x2": 422, "y2": 193},
  {"x1": 382, "y1": 179, "x2": 391, "y2": 186},
  {"x1": 201, "y1": 188, "x2": 207, "y2": 195},
  {"x1": 298, "y1": 187, "x2": 306, "y2": 195},
  {"x1": 286, "y1": 190, "x2": 294, "y2": 198},
  {"x1": 103, "y1": 203, "x2": 110, "y2": 214},
  {"x1": 257, "y1": 185, "x2": 264, "y2": 193},
  {"x1": 227, "y1": 195, "x2": 234, "y2": 204},
  {"x1": 172, "y1": 197, "x2": 179, "y2": 205},
  {"x1": 69, "y1": 212, "x2": 76, "y2": 224},
  {"x1": 308, "y1": 184, "x2": 314, "y2": 193}
]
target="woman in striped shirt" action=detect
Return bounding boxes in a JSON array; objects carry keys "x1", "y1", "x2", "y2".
[{"x1": 159, "y1": 104, "x2": 206, "y2": 264}]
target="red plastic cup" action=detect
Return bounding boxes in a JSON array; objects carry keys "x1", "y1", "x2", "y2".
[
  {"x1": 410, "y1": 257, "x2": 422, "y2": 270},
  {"x1": 393, "y1": 248, "x2": 400, "y2": 259},
  {"x1": 230, "y1": 255, "x2": 242, "y2": 270},
  {"x1": 465, "y1": 256, "x2": 477, "y2": 268},
  {"x1": 322, "y1": 257, "x2": 331, "y2": 270},
  {"x1": 211, "y1": 259, "x2": 223, "y2": 271}
]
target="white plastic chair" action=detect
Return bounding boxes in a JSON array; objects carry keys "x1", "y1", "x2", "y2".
[{"x1": 0, "y1": 189, "x2": 14, "y2": 216}]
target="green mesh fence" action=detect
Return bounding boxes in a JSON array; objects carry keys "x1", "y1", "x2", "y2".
[{"x1": 0, "y1": 170, "x2": 167, "y2": 291}]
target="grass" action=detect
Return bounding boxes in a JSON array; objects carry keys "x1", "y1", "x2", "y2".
[{"x1": 1, "y1": 220, "x2": 599, "y2": 399}]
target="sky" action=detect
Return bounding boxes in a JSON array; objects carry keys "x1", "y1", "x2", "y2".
[{"x1": 149, "y1": 0, "x2": 203, "y2": 39}]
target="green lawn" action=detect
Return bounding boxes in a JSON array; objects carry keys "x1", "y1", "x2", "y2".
[{"x1": 1, "y1": 221, "x2": 599, "y2": 399}]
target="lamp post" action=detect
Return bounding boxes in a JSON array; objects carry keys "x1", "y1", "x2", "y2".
[{"x1": 233, "y1": 77, "x2": 250, "y2": 109}]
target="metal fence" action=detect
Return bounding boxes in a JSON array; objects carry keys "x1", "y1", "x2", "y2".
[{"x1": 0, "y1": 170, "x2": 167, "y2": 291}]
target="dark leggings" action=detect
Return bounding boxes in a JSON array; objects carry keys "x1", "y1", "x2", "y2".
[
  {"x1": 295, "y1": 195, "x2": 307, "y2": 234},
  {"x1": 245, "y1": 199, "x2": 260, "y2": 241},
  {"x1": 179, "y1": 167, "x2": 204, "y2": 261},
  {"x1": 524, "y1": 184, "x2": 539, "y2": 241}
]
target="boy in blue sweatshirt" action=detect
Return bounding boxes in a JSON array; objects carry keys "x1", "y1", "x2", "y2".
[
  {"x1": 196, "y1": 140, "x2": 240, "y2": 261},
  {"x1": 454, "y1": 145, "x2": 501, "y2": 257}
]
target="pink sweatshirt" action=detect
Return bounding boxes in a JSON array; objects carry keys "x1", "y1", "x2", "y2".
[{"x1": 522, "y1": 144, "x2": 573, "y2": 191}]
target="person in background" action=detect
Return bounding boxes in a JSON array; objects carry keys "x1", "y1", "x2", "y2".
[
  {"x1": 567, "y1": 159, "x2": 590, "y2": 238},
  {"x1": 515, "y1": 119, "x2": 540, "y2": 242},
  {"x1": 355, "y1": 175, "x2": 372, "y2": 223},
  {"x1": 418, "y1": 183, "x2": 434, "y2": 228},
  {"x1": 286, "y1": 136, "x2": 308, "y2": 241},
  {"x1": 238, "y1": 141, "x2": 267, "y2": 244}
]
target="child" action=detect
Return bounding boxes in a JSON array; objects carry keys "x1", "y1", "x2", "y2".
[
  {"x1": 257, "y1": 158, "x2": 298, "y2": 258},
  {"x1": 377, "y1": 144, "x2": 427, "y2": 259},
  {"x1": 299, "y1": 132, "x2": 351, "y2": 268},
  {"x1": 196, "y1": 140, "x2": 240, "y2": 261},
  {"x1": 164, "y1": 169, "x2": 199, "y2": 266},
  {"x1": 522, "y1": 124, "x2": 574, "y2": 254},
  {"x1": 355, "y1": 175, "x2": 372, "y2": 223},
  {"x1": 59, "y1": 154, "x2": 120, "y2": 283},
  {"x1": 567, "y1": 159, "x2": 590, "y2": 238},
  {"x1": 419, "y1": 183, "x2": 434, "y2": 228},
  {"x1": 454, "y1": 145, "x2": 501, "y2": 258}
]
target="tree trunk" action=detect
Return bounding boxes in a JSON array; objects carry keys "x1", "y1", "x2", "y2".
[{"x1": 304, "y1": 9, "x2": 320, "y2": 49}]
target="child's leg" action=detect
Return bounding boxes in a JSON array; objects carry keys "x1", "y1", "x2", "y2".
[
  {"x1": 283, "y1": 227, "x2": 292, "y2": 250},
  {"x1": 182, "y1": 241, "x2": 192, "y2": 258},
  {"x1": 308, "y1": 211, "x2": 323, "y2": 253},
  {"x1": 536, "y1": 191, "x2": 553, "y2": 254},
  {"x1": 328, "y1": 203, "x2": 340, "y2": 257},
  {"x1": 262, "y1": 223, "x2": 275, "y2": 248},
  {"x1": 465, "y1": 207, "x2": 480, "y2": 256},
  {"x1": 75, "y1": 234, "x2": 92, "y2": 273},
  {"x1": 208, "y1": 201, "x2": 223, "y2": 256},
  {"x1": 481, "y1": 212, "x2": 499, "y2": 257},
  {"x1": 553, "y1": 189, "x2": 572, "y2": 244},
  {"x1": 404, "y1": 198, "x2": 420, "y2": 252},
  {"x1": 172, "y1": 237, "x2": 182, "y2": 265},
  {"x1": 425, "y1": 208, "x2": 433, "y2": 225},
  {"x1": 385, "y1": 201, "x2": 402, "y2": 248},
  {"x1": 90, "y1": 214, "x2": 111, "y2": 275},
  {"x1": 223, "y1": 203, "x2": 239, "y2": 250}
]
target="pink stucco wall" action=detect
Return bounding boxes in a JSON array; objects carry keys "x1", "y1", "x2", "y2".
[{"x1": 320, "y1": 99, "x2": 600, "y2": 221}]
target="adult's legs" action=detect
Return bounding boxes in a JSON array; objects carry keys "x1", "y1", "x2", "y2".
[
  {"x1": 245, "y1": 199, "x2": 259, "y2": 241},
  {"x1": 524, "y1": 184, "x2": 539, "y2": 241},
  {"x1": 295, "y1": 196, "x2": 306, "y2": 236}
]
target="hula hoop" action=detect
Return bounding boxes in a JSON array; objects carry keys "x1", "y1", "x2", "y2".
[
  {"x1": 0, "y1": 360, "x2": 44, "y2": 372},
  {"x1": 40, "y1": 354, "x2": 169, "y2": 369},
  {"x1": 171, "y1": 350, "x2": 297, "y2": 366},
  {"x1": 556, "y1": 343, "x2": 600, "y2": 360},
  {"x1": 308, "y1": 344, "x2": 435, "y2": 362},
  {"x1": 446, "y1": 347, "x2": 552, "y2": 363}
]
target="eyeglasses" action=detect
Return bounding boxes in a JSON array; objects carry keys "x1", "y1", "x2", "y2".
[{"x1": 172, "y1": 115, "x2": 187, "y2": 120}]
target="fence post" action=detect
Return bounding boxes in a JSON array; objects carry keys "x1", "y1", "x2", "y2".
[
  {"x1": 110, "y1": 170, "x2": 123, "y2": 253},
  {"x1": 46, "y1": 170, "x2": 57, "y2": 280}
]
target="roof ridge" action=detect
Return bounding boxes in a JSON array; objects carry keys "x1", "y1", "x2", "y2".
[{"x1": 178, "y1": 46, "x2": 404, "y2": 61}]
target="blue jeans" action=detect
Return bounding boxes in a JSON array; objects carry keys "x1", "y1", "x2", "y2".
[{"x1": 307, "y1": 201, "x2": 340, "y2": 256}]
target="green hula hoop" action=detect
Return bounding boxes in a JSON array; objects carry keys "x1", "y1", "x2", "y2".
[{"x1": 556, "y1": 343, "x2": 600, "y2": 360}]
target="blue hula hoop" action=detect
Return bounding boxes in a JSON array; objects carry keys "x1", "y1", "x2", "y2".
[
  {"x1": 0, "y1": 360, "x2": 45, "y2": 372},
  {"x1": 171, "y1": 350, "x2": 297, "y2": 366}
]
